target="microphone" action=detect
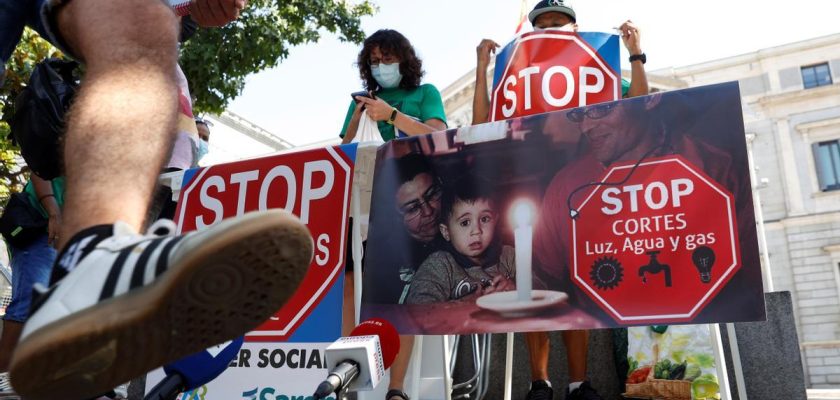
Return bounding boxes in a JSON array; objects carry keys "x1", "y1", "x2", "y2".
[
  {"x1": 313, "y1": 318, "x2": 400, "y2": 399},
  {"x1": 144, "y1": 336, "x2": 244, "y2": 400}
]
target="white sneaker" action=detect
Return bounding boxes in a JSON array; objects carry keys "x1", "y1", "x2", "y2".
[{"x1": 10, "y1": 210, "x2": 313, "y2": 400}]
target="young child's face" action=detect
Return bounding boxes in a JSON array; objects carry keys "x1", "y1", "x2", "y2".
[{"x1": 441, "y1": 198, "x2": 498, "y2": 264}]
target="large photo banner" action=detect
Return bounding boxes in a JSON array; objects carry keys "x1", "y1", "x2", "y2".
[
  {"x1": 361, "y1": 82, "x2": 765, "y2": 335},
  {"x1": 490, "y1": 30, "x2": 621, "y2": 121},
  {"x1": 146, "y1": 145, "x2": 356, "y2": 399}
]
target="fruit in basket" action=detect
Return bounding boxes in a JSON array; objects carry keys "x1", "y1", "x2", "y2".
[
  {"x1": 691, "y1": 375, "x2": 720, "y2": 399},
  {"x1": 668, "y1": 361, "x2": 687, "y2": 380},
  {"x1": 684, "y1": 364, "x2": 702, "y2": 381},
  {"x1": 627, "y1": 366, "x2": 652, "y2": 384},
  {"x1": 654, "y1": 359, "x2": 673, "y2": 379}
]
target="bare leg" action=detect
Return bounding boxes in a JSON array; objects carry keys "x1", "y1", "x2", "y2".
[
  {"x1": 0, "y1": 321, "x2": 22, "y2": 372},
  {"x1": 54, "y1": 0, "x2": 179, "y2": 249},
  {"x1": 342, "y1": 272, "x2": 355, "y2": 336},
  {"x1": 563, "y1": 330, "x2": 589, "y2": 382},
  {"x1": 525, "y1": 331, "x2": 550, "y2": 381},
  {"x1": 388, "y1": 335, "x2": 415, "y2": 398}
]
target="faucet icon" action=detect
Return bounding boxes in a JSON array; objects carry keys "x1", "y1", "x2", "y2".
[{"x1": 638, "y1": 251, "x2": 672, "y2": 287}]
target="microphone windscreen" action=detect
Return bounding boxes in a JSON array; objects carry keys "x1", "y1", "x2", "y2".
[{"x1": 349, "y1": 318, "x2": 400, "y2": 369}]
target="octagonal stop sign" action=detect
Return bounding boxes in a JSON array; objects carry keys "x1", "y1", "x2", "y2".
[
  {"x1": 175, "y1": 146, "x2": 354, "y2": 341},
  {"x1": 491, "y1": 30, "x2": 620, "y2": 122},
  {"x1": 570, "y1": 155, "x2": 740, "y2": 324}
]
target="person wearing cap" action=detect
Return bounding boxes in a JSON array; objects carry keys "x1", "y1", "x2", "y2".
[{"x1": 470, "y1": 1, "x2": 650, "y2": 399}]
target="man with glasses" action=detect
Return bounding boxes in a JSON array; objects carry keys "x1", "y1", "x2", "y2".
[
  {"x1": 362, "y1": 153, "x2": 444, "y2": 400},
  {"x1": 469, "y1": 1, "x2": 650, "y2": 399},
  {"x1": 532, "y1": 92, "x2": 755, "y2": 400}
]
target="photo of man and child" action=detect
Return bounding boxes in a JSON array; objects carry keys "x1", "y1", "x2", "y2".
[{"x1": 360, "y1": 83, "x2": 766, "y2": 335}]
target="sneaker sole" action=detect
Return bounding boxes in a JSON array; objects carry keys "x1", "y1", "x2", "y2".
[{"x1": 9, "y1": 210, "x2": 313, "y2": 400}]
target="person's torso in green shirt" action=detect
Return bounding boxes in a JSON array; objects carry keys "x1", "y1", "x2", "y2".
[
  {"x1": 340, "y1": 83, "x2": 447, "y2": 142},
  {"x1": 24, "y1": 176, "x2": 66, "y2": 218}
]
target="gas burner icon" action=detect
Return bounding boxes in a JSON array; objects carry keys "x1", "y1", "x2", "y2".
[{"x1": 590, "y1": 256, "x2": 623, "y2": 290}]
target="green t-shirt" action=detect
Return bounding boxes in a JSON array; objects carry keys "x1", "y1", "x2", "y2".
[
  {"x1": 24, "y1": 176, "x2": 66, "y2": 218},
  {"x1": 340, "y1": 83, "x2": 448, "y2": 142},
  {"x1": 621, "y1": 78, "x2": 630, "y2": 98}
]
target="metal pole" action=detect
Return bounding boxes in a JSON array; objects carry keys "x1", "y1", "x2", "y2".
[
  {"x1": 746, "y1": 133, "x2": 774, "y2": 292},
  {"x1": 443, "y1": 335, "x2": 454, "y2": 400},
  {"x1": 503, "y1": 332, "x2": 514, "y2": 400},
  {"x1": 710, "y1": 324, "x2": 733, "y2": 400},
  {"x1": 351, "y1": 185, "x2": 363, "y2": 326},
  {"x1": 726, "y1": 323, "x2": 749, "y2": 400}
]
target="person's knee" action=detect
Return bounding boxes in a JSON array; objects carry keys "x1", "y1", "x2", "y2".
[{"x1": 59, "y1": 0, "x2": 179, "y2": 66}]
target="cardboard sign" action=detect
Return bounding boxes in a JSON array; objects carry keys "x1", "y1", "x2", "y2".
[
  {"x1": 571, "y1": 156, "x2": 740, "y2": 323},
  {"x1": 175, "y1": 145, "x2": 355, "y2": 341},
  {"x1": 361, "y1": 83, "x2": 764, "y2": 334},
  {"x1": 491, "y1": 30, "x2": 620, "y2": 121},
  {"x1": 147, "y1": 145, "x2": 356, "y2": 400}
]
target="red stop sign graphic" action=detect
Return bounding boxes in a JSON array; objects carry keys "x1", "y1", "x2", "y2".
[
  {"x1": 491, "y1": 30, "x2": 619, "y2": 122},
  {"x1": 571, "y1": 156, "x2": 740, "y2": 324},
  {"x1": 175, "y1": 146, "x2": 353, "y2": 341}
]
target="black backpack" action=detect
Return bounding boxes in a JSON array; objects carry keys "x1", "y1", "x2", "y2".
[
  {"x1": 10, "y1": 58, "x2": 80, "y2": 180},
  {"x1": 0, "y1": 192, "x2": 47, "y2": 248}
]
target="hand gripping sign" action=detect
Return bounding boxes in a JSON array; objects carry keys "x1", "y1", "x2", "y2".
[
  {"x1": 570, "y1": 155, "x2": 740, "y2": 324},
  {"x1": 175, "y1": 146, "x2": 355, "y2": 341},
  {"x1": 491, "y1": 30, "x2": 620, "y2": 121}
]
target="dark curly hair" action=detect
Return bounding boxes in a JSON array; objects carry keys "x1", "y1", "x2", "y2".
[{"x1": 357, "y1": 29, "x2": 424, "y2": 92}]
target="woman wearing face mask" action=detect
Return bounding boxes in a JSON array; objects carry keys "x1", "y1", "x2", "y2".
[
  {"x1": 339, "y1": 30, "x2": 447, "y2": 400},
  {"x1": 340, "y1": 29, "x2": 447, "y2": 144}
]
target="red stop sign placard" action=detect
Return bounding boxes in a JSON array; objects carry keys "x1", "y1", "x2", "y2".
[
  {"x1": 571, "y1": 156, "x2": 740, "y2": 324},
  {"x1": 491, "y1": 30, "x2": 619, "y2": 122},
  {"x1": 175, "y1": 146, "x2": 353, "y2": 341}
]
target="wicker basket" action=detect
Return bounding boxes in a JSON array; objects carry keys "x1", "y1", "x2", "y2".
[
  {"x1": 650, "y1": 378, "x2": 692, "y2": 399},
  {"x1": 623, "y1": 381, "x2": 656, "y2": 399}
]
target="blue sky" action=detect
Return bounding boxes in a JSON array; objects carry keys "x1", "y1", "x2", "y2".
[{"x1": 227, "y1": 0, "x2": 840, "y2": 146}]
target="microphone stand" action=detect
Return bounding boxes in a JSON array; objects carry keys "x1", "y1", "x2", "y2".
[{"x1": 144, "y1": 374, "x2": 185, "y2": 400}]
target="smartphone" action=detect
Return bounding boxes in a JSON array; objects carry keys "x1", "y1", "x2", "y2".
[{"x1": 351, "y1": 90, "x2": 373, "y2": 102}]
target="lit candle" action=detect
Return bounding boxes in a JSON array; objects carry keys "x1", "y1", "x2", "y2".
[{"x1": 511, "y1": 200, "x2": 535, "y2": 302}]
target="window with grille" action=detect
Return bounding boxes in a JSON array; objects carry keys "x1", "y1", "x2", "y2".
[{"x1": 801, "y1": 63, "x2": 833, "y2": 89}]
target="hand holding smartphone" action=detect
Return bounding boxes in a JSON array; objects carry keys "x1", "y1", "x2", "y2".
[{"x1": 351, "y1": 90, "x2": 373, "y2": 102}]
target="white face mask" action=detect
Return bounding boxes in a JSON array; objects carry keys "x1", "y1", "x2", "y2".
[{"x1": 371, "y1": 63, "x2": 402, "y2": 89}]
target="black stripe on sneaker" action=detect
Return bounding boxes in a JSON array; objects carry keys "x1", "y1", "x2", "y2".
[
  {"x1": 154, "y1": 236, "x2": 184, "y2": 278},
  {"x1": 28, "y1": 285, "x2": 57, "y2": 315},
  {"x1": 129, "y1": 239, "x2": 164, "y2": 289},
  {"x1": 99, "y1": 245, "x2": 137, "y2": 301}
]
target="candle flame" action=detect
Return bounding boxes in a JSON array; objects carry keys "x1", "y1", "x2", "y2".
[{"x1": 511, "y1": 199, "x2": 536, "y2": 228}]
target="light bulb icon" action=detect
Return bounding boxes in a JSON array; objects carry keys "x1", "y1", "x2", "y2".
[{"x1": 692, "y1": 246, "x2": 716, "y2": 283}]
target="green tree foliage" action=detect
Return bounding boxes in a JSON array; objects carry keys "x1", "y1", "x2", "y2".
[
  {"x1": 0, "y1": 28, "x2": 62, "y2": 201},
  {"x1": 182, "y1": 0, "x2": 376, "y2": 114}
]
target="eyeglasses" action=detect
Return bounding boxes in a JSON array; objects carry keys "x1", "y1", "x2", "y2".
[
  {"x1": 398, "y1": 184, "x2": 442, "y2": 220},
  {"x1": 368, "y1": 54, "x2": 399, "y2": 67},
  {"x1": 566, "y1": 102, "x2": 618, "y2": 123}
]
